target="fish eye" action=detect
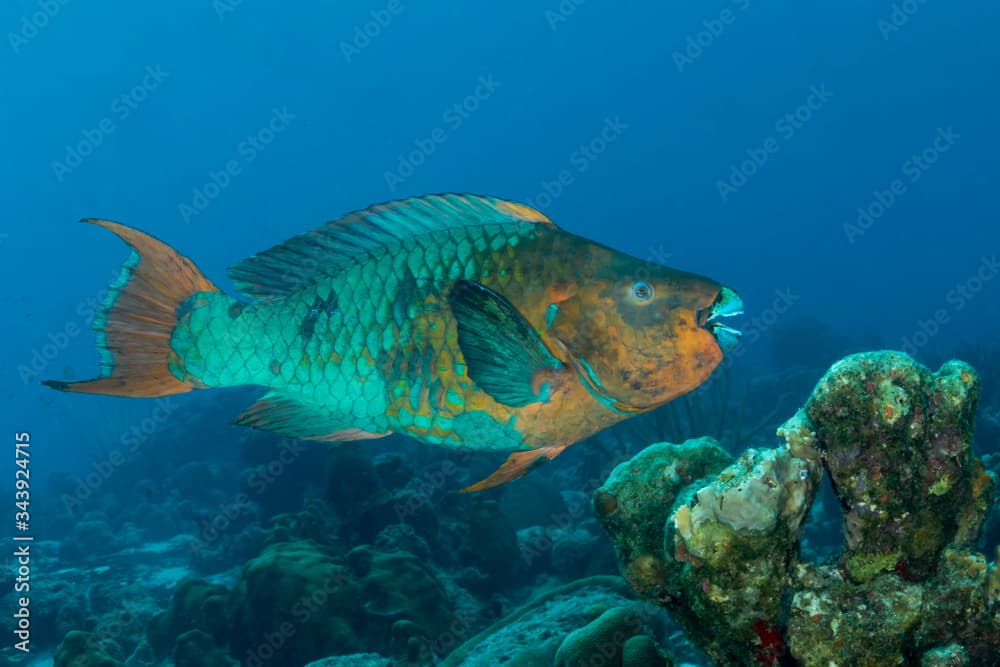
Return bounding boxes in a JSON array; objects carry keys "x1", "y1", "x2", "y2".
[{"x1": 631, "y1": 281, "x2": 654, "y2": 302}]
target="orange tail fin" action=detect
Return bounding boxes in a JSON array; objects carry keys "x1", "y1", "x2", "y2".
[{"x1": 43, "y1": 219, "x2": 219, "y2": 397}]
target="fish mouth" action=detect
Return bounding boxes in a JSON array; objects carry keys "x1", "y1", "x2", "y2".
[{"x1": 699, "y1": 286, "x2": 744, "y2": 353}]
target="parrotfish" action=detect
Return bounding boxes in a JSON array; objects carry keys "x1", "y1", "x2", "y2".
[{"x1": 45, "y1": 194, "x2": 742, "y2": 490}]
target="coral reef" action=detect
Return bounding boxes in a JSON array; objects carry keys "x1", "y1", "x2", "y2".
[
  {"x1": 304, "y1": 655, "x2": 393, "y2": 667},
  {"x1": 172, "y1": 629, "x2": 236, "y2": 667},
  {"x1": 229, "y1": 540, "x2": 365, "y2": 666},
  {"x1": 553, "y1": 606, "x2": 670, "y2": 667},
  {"x1": 805, "y1": 353, "x2": 991, "y2": 582},
  {"x1": 54, "y1": 630, "x2": 124, "y2": 667},
  {"x1": 350, "y1": 545, "x2": 457, "y2": 640},
  {"x1": 595, "y1": 351, "x2": 998, "y2": 666},
  {"x1": 225, "y1": 536, "x2": 462, "y2": 666},
  {"x1": 147, "y1": 579, "x2": 229, "y2": 659},
  {"x1": 32, "y1": 346, "x2": 998, "y2": 667},
  {"x1": 440, "y1": 576, "x2": 674, "y2": 666}
]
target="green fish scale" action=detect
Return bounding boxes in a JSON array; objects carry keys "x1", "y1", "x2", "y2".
[{"x1": 172, "y1": 220, "x2": 540, "y2": 444}]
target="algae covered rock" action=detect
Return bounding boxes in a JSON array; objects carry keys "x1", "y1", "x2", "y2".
[
  {"x1": 441, "y1": 576, "x2": 673, "y2": 667},
  {"x1": 787, "y1": 561, "x2": 924, "y2": 667},
  {"x1": 55, "y1": 630, "x2": 124, "y2": 667},
  {"x1": 594, "y1": 351, "x2": 998, "y2": 666},
  {"x1": 349, "y1": 546, "x2": 457, "y2": 641},
  {"x1": 920, "y1": 644, "x2": 970, "y2": 666},
  {"x1": 592, "y1": 438, "x2": 731, "y2": 604},
  {"x1": 914, "y1": 548, "x2": 997, "y2": 663},
  {"x1": 805, "y1": 352, "x2": 993, "y2": 582},
  {"x1": 229, "y1": 540, "x2": 364, "y2": 666},
  {"x1": 595, "y1": 436, "x2": 821, "y2": 665},
  {"x1": 146, "y1": 578, "x2": 229, "y2": 658},
  {"x1": 554, "y1": 606, "x2": 670, "y2": 667},
  {"x1": 622, "y1": 635, "x2": 669, "y2": 667},
  {"x1": 552, "y1": 607, "x2": 636, "y2": 666},
  {"x1": 173, "y1": 629, "x2": 236, "y2": 667},
  {"x1": 669, "y1": 445, "x2": 822, "y2": 664},
  {"x1": 304, "y1": 655, "x2": 393, "y2": 667},
  {"x1": 787, "y1": 547, "x2": 997, "y2": 666},
  {"x1": 227, "y1": 538, "x2": 459, "y2": 666}
]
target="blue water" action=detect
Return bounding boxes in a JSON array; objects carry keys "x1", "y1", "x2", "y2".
[
  {"x1": 4, "y1": 0, "x2": 1000, "y2": 469},
  {"x1": 1, "y1": 2, "x2": 998, "y2": 666}
]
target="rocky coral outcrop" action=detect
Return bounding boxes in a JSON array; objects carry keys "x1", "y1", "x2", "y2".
[
  {"x1": 595, "y1": 352, "x2": 998, "y2": 666},
  {"x1": 805, "y1": 353, "x2": 991, "y2": 582}
]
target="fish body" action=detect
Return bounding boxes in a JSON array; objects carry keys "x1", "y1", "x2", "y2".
[{"x1": 46, "y1": 194, "x2": 742, "y2": 490}]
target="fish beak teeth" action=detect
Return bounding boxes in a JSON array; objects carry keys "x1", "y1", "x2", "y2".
[
  {"x1": 703, "y1": 287, "x2": 744, "y2": 352},
  {"x1": 708, "y1": 286, "x2": 744, "y2": 320}
]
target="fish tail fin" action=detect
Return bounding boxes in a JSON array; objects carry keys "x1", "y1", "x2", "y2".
[
  {"x1": 460, "y1": 445, "x2": 568, "y2": 493},
  {"x1": 43, "y1": 219, "x2": 220, "y2": 397}
]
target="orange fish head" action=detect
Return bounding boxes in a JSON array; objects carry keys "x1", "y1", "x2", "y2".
[{"x1": 546, "y1": 253, "x2": 742, "y2": 414}]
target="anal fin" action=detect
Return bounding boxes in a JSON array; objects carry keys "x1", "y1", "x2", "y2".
[
  {"x1": 234, "y1": 391, "x2": 391, "y2": 442},
  {"x1": 461, "y1": 446, "x2": 567, "y2": 493}
]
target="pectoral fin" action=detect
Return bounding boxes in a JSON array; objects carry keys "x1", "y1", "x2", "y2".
[
  {"x1": 460, "y1": 446, "x2": 567, "y2": 492},
  {"x1": 449, "y1": 280, "x2": 565, "y2": 407}
]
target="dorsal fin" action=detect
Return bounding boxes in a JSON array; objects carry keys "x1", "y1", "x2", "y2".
[{"x1": 228, "y1": 194, "x2": 554, "y2": 300}]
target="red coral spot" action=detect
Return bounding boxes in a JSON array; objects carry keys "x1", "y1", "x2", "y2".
[
  {"x1": 866, "y1": 381, "x2": 875, "y2": 393},
  {"x1": 885, "y1": 405, "x2": 894, "y2": 420},
  {"x1": 752, "y1": 620, "x2": 784, "y2": 666}
]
